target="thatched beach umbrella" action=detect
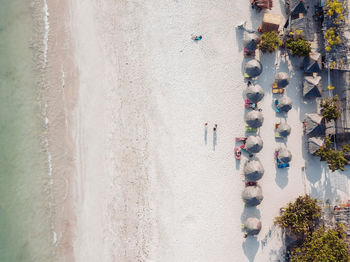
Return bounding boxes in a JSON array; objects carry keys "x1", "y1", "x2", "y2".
[
  {"x1": 244, "y1": 217, "x2": 262, "y2": 236},
  {"x1": 277, "y1": 97, "x2": 292, "y2": 112},
  {"x1": 244, "y1": 59, "x2": 263, "y2": 78},
  {"x1": 243, "y1": 33, "x2": 258, "y2": 51},
  {"x1": 244, "y1": 160, "x2": 264, "y2": 181},
  {"x1": 274, "y1": 72, "x2": 290, "y2": 88},
  {"x1": 308, "y1": 137, "x2": 324, "y2": 155},
  {"x1": 303, "y1": 75, "x2": 322, "y2": 98},
  {"x1": 246, "y1": 84, "x2": 264, "y2": 103},
  {"x1": 242, "y1": 185, "x2": 263, "y2": 206},
  {"x1": 246, "y1": 136, "x2": 263, "y2": 153},
  {"x1": 277, "y1": 123, "x2": 291, "y2": 137},
  {"x1": 246, "y1": 111, "x2": 264, "y2": 128},
  {"x1": 304, "y1": 51, "x2": 322, "y2": 74},
  {"x1": 304, "y1": 113, "x2": 325, "y2": 136},
  {"x1": 278, "y1": 148, "x2": 292, "y2": 163}
]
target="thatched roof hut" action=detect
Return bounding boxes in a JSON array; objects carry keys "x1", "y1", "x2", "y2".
[
  {"x1": 244, "y1": 217, "x2": 262, "y2": 235},
  {"x1": 277, "y1": 97, "x2": 292, "y2": 112},
  {"x1": 277, "y1": 123, "x2": 291, "y2": 137},
  {"x1": 246, "y1": 136, "x2": 263, "y2": 153},
  {"x1": 243, "y1": 160, "x2": 264, "y2": 181},
  {"x1": 308, "y1": 137, "x2": 324, "y2": 155},
  {"x1": 246, "y1": 111, "x2": 264, "y2": 128},
  {"x1": 277, "y1": 148, "x2": 292, "y2": 163},
  {"x1": 303, "y1": 75, "x2": 322, "y2": 98},
  {"x1": 274, "y1": 72, "x2": 290, "y2": 88},
  {"x1": 304, "y1": 113, "x2": 325, "y2": 136},
  {"x1": 304, "y1": 52, "x2": 322, "y2": 74},
  {"x1": 242, "y1": 185, "x2": 263, "y2": 206},
  {"x1": 244, "y1": 59, "x2": 263, "y2": 78},
  {"x1": 246, "y1": 84, "x2": 264, "y2": 103}
]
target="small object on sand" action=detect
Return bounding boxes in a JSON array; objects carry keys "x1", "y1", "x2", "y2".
[
  {"x1": 192, "y1": 35, "x2": 202, "y2": 41},
  {"x1": 235, "y1": 147, "x2": 242, "y2": 160}
]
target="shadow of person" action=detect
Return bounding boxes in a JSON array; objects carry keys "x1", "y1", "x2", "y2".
[{"x1": 242, "y1": 236, "x2": 260, "y2": 262}]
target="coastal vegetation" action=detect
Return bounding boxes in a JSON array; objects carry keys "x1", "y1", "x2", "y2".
[
  {"x1": 320, "y1": 95, "x2": 341, "y2": 122},
  {"x1": 286, "y1": 37, "x2": 311, "y2": 57},
  {"x1": 275, "y1": 195, "x2": 350, "y2": 261},
  {"x1": 274, "y1": 195, "x2": 321, "y2": 237},
  {"x1": 315, "y1": 137, "x2": 349, "y2": 172},
  {"x1": 291, "y1": 226, "x2": 349, "y2": 262},
  {"x1": 258, "y1": 31, "x2": 282, "y2": 53}
]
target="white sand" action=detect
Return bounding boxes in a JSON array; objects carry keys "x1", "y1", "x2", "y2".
[{"x1": 60, "y1": 0, "x2": 350, "y2": 261}]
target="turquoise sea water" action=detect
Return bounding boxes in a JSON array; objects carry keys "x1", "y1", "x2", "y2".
[{"x1": 0, "y1": 0, "x2": 55, "y2": 261}]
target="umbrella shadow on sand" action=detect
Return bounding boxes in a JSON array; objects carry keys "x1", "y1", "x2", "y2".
[
  {"x1": 242, "y1": 236, "x2": 260, "y2": 262},
  {"x1": 275, "y1": 167, "x2": 289, "y2": 189},
  {"x1": 241, "y1": 207, "x2": 261, "y2": 262}
]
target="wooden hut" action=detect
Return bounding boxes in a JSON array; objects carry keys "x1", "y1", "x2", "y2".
[{"x1": 259, "y1": 13, "x2": 281, "y2": 32}]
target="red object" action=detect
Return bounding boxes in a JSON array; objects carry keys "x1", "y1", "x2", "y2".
[{"x1": 234, "y1": 147, "x2": 241, "y2": 160}]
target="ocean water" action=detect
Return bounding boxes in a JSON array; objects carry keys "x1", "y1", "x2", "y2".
[{"x1": 0, "y1": 0, "x2": 55, "y2": 261}]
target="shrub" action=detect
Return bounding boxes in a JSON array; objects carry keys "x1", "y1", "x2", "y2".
[
  {"x1": 316, "y1": 137, "x2": 349, "y2": 172},
  {"x1": 320, "y1": 95, "x2": 341, "y2": 122},
  {"x1": 274, "y1": 195, "x2": 321, "y2": 236},
  {"x1": 286, "y1": 37, "x2": 311, "y2": 57},
  {"x1": 258, "y1": 31, "x2": 282, "y2": 53},
  {"x1": 291, "y1": 226, "x2": 349, "y2": 262}
]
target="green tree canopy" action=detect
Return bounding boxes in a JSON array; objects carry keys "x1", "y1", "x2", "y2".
[
  {"x1": 286, "y1": 37, "x2": 312, "y2": 57},
  {"x1": 258, "y1": 31, "x2": 282, "y2": 53},
  {"x1": 291, "y1": 226, "x2": 349, "y2": 262},
  {"x1": 320, "y1": 95, "x2": 341, "y2": 122},
  {"x1": 315, "y1": 137, "x2": 349, "y2": 172},
  {"x1": 274, "y1": 195, "x2": 321, "y2": 236}
]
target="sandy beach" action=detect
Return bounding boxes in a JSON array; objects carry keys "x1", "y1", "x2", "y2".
[{"x1": 41, "y1": 0, "x2": 350, "y2": 261}]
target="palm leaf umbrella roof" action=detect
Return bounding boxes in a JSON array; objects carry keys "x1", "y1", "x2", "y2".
[
  {"x1": 246, "y1": 111, "x2": 264, "y2": 128},
  {"x1": 244, "y1": 217, "x2": 262, "y2": 235},
  {"x1": 277, "y1": 148, "x2": 292, "y2": 163},
  {"x1": 244, "y1": 59, "x2": 263, "y2": 78},
  {"x1": 246, "y1": 84, "x2": 264, "y2": 103},
  {"x1": 277, "y1": 97, "x2": 292, "y2": 112},
  {"x1": 308, "y1": 137, "x2": 324, "y2": 155},
  {"x1": 244, "y1": 160, "x2": 264, "y2": 181},
  {"x1": 274, "y1": 72, "x2": 290, "y2": 88},
  {"x1": 277, "y1": 123, "x2": 291, "y2": 137},
  {"x1": 303, "y1": 75, "x2": 322, "y2": 98},
  {"x1": 242, "y1": 185, "x2": 263, "y2": 206},
  {"x1": 246, "y1": 136, "x2": 263, "y2": 153},
  {"x1": 304, "y1": 113, "x2": 325, "y2": 136},
  {"x1": 243, "y1": 33, "x2": 258, "y2": 51}
]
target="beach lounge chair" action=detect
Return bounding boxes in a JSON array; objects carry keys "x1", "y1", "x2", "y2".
[
  {"x1": 277, "y1": 162, "x2": 290, "y2": 168},
  {"x1": 272, "y1": 83, "x2": 285, "y2": 94},
  {"x1": 275, "y1": 131, "x2": 282, "y2": 139},
  {"x1": 272, "y1": 88, "x2": 284, "y2": 94},
  {"x1": 246, "y1": 124, "x2": 257, "y2": 133}
]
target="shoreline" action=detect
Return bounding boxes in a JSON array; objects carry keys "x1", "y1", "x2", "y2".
[{"x1": 42, "y1": 0, "x2": 77, "y2": 260}]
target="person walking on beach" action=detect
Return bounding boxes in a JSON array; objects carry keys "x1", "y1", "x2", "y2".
[
  {"x1": 213, "y1": 124, "x2": 217, "y2": 151},
  {"x1": 204, "y1": 123, "x2": 208, "y2": 144}
]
